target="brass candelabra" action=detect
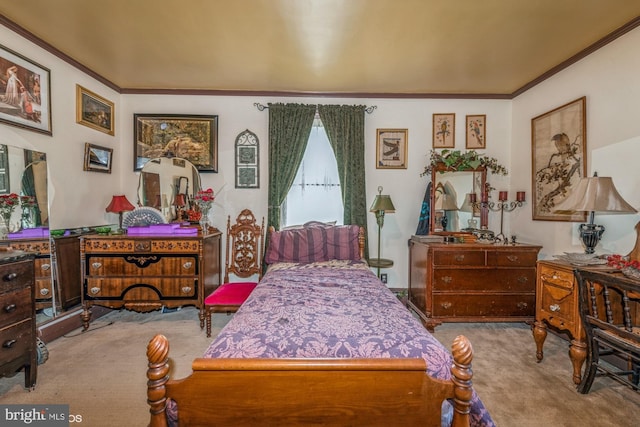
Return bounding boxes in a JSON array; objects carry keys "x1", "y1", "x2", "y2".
[{"x1": 471, "y1": 191, "x2": 525, "y2": 244}]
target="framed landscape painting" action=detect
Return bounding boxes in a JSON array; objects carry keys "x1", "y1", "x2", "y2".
[
  {"x1": 0, "y1": 44, "x2": 52, "y2": 135},
  {"x1": 133, "y1": 114, "x2": 218, "y2": 172},
  {"x1": 76, "y1": 85, "x2": 115, "y2": 135},
  {"x1": 83, "y1": 143, "x2": 113, "y2": 174}
]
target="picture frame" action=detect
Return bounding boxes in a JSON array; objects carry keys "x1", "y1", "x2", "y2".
[
  {"x1": 0, "y1": 44, "x2": 52, "y2": 135},
  {"x1": 531, "y1": 96, "x2": 587, "y2": 221},
  {"x1": 235, "y1": 129, "x2": 259, "y2": 189},
  {"x1": 432, "y1": 113, "x2": 455, "y2": 148},
  {"x1": 76, "y1": 85, "x2": 115, "y2": 135},
  {"x1": 83, "y1": 143, "x2": 113, "y2": 174},
  {"x1": 466, "y1": 115, "x2": 486, "y2": 149},
  {"x1": 133, "y1": 114, "x2": 218, "y2": 172},
  {"x1": 376, "y1": 128, "x2": 408, "y2": 169}
]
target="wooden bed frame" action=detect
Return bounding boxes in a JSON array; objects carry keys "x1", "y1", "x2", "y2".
[{"x1": 146, "y1": 333, "x2": 474, "y2": 427}]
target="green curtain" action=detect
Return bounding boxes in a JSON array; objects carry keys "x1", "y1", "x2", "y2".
[
  {"x1": 267, "y1": 103, "x2": 316, "y2": 231},
  {"x1": 318, "y1": 104, "x2": 369, "y2": 258}
]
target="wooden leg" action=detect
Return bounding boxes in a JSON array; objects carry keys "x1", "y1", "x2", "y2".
[
  {"x1": 80, "y1": 306, "x2": 92, "y2": 331},
  {"x1": 206, "y1": 310, "x2": 212, "y2": 338},
  {"x1": 532, "y1": 320, "x2": 547, "y2": 362},
  {"x1": 569, "y1": 339, "x2": 587, "y2": 385}
]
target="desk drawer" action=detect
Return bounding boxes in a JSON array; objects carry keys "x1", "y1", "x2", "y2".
[
  {"x1": 87, "y1": 256, "x2": 197, "y2": 276},
  {"x1": 85, "y1": 278, "x2": 197, "y2": 299},
  {"x1": 0, "y1": 260, "x2": 33, "y2": 294},
  {"x1": 0, "y1": 320, "x2": 32, "y2": 364},
  {"x1": 0, "y1": 288, "x2": 32, "y2": 327},
  {"x1": 433, "y1": 251, "x2": 485, "y2": 266}
]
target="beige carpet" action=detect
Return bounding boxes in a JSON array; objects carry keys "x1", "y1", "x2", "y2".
[{"x1": 1, "y1": 307, "x2": 639, "y2": 426}]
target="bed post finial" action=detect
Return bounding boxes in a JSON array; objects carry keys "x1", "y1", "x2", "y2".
[
  {"x1": 147, "y1": 334, "x2": 170, "y2": 427},
  {"x1": 450, "y1": 335, "x2": 473, "y2": 427}
]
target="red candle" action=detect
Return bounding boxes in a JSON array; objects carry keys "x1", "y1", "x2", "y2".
[
  {"x1": 481, "y1": 192, "x2": 488, "y2": 203},
  {"x1": 468, "y1": 193, "x2": 477, "y2": 203},
  {"x1": 499, "y1": 191, "x2": 508, "y2": 201},
  {"x1": 516, "y1": 191, "x2": 526, "y2": 202}
]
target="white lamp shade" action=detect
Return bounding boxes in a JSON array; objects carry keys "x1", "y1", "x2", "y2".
[{"x1": 554, "y1": 176, "x2": 637, "y2": 214}]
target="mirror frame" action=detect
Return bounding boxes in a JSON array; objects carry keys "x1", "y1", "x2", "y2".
[{"x1": 430, "y1": 162, "x2": 487, "y2": 234}]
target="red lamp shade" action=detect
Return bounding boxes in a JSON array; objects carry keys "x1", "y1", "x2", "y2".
[
  {"x1": 105, "y1": 195, "x2": 135, "y2": 213},
  {"x1": 173, "y1": 194, "x2": 186, "y2": 207}
]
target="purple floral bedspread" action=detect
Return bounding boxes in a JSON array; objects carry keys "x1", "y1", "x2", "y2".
[{"x1": 203, "y1": 260, "x2": 494, "y2": 427}]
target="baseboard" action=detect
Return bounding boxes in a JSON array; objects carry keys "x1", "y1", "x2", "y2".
[{"x1": 37, "y1": 306, "x2": 111, "y2": 343}]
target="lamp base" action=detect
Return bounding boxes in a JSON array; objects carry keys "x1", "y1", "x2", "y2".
[{"x1": 578, "y1": 223, "x2": 605, "y2": 254}]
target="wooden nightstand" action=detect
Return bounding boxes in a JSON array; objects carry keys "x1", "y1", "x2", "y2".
[{"x1": 532, "y1": 259, "x2": 587, "y2": 385}]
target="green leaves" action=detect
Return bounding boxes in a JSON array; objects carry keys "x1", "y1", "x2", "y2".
[{"x1": 423, "y1": 149, "x2": 508, "y2": 176}]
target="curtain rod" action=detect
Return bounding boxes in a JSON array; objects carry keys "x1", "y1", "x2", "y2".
[{"x1": 254, "y1": 103, "x2": 377, "y2": 114}]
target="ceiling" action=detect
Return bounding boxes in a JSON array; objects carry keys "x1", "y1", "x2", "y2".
[{"x1": 1, "y1": 0, "x2": 639, "y2": 97}]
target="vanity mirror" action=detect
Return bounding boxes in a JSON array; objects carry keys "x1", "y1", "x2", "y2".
[
  {"x1": 137, "y1": 156, "x2": 202, "y2": 222},
  {"x1": 430, "y1": 162, "x2": 487, "y2": 234}
]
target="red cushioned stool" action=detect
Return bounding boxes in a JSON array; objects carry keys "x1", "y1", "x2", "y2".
[{"x1": 204, "y1": 209, "x2": 264, "y2": 337}]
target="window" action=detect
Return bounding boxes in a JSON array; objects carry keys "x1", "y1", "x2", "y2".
[{"x1": 283, "y1": 121, "x2": 343, "y2": 226}]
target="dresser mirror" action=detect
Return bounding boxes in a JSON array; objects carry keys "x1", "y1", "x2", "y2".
[
  {"x1": 137, "y1": 156, "x2": 201, "y2": 222},
  {"x1": 0, "y1": 144, "x2": 54, "y2": 323},
  {"x1": 430, "y1": 163, "x2": 487, "y2": 234}
]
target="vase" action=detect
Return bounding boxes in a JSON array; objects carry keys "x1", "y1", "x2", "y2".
[
  {"x1": 198, "y1": 203, "x2": 211, "y2": 233},
  {"x1": 1, "y1": 211, "x2": 13, "y2": 238}
]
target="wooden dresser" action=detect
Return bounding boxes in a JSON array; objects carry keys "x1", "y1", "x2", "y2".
[
  {"x1": 0, "y1": 251, "x2": 36, "y2": 389},
  {"x1": 80, "y1": 231, "x2": 221, "y2": 330},
  {"x1": 408, "y1": 239, "x2": 541, "y2": 331}
]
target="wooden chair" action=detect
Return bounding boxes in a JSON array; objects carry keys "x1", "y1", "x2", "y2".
[{"x1": 204, "y1": 209, "x2": 264, "y2": 337}]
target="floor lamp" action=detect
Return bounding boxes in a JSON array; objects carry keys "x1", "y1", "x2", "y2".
[{"x1": 369, "y1": 186, "x2": 395, "y2": 277}]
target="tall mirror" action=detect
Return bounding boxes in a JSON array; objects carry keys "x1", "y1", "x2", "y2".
[
  {"x1": 430, "y1": 163, "x2": 487, "y2": 234},
  {"x1": 137, "y1": 156, "x2": 201, "y2": 222},
  {"x1": 0, "y1": 144, "x2": 53, "y2": 323}
]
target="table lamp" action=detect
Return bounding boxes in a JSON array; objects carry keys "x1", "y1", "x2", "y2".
[
  {"x1": 554, "y1": 173, "x2": 637, "y2": 253},
  {"x1": 106, "y1": 195, "x2": 135, "y2": 234},
  {"x1": 369, "y1": 186, "x2": 395, "y2": 277},
  {"x1": 434, "y1": 193, "x2": 458, "y2": 231}
]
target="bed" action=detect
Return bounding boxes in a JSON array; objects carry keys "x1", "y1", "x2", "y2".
[{"x1": 146, "y1": 223, "x2": 495, "y2": 426}]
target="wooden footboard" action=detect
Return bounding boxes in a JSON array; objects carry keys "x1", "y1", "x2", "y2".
[{"x1": 147, "y1": 334, "x2": 473, "y2": 427}]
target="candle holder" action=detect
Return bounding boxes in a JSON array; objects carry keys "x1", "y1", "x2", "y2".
[{"x1": 472, "y1": 192, "x2": 525, "y2": 244}]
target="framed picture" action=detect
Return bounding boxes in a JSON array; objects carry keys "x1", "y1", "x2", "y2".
[
  {"x1": 133, "y1": 114, "x2": 218, "y2": 172},
  {"x1": 376, "y1": 128, "x2": 407, "y2": 169},
  {"x1": 432, "y1": 113, "x2": 455, "y2": 148},
  {"x1": 76, "y1": 85, "x2": 114, "y2": 135},
  {"x1": 235, "y1": 129, "x2": 259, "y2": 188},
  {"x1": 466, "y1": 115, "x2": 486, "y2": 149},
  {"x1": 0, "y1": 44, "x2": 52, "y2": 135},
  {"x1": 83, "y1": 143, "x2": 113, "y2": 174},
  {"x1": 531, "y1": 97, "x2": 587, "y2": 221}
]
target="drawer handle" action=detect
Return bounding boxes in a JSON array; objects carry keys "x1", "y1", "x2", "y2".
[
  {"x1": 517, "y1": 302, "x2": 528, "y2": 310},
  {"x1": 518, "y1": 276, "x2": 528, "y2": 284},
  {"x1": 41, "y1": 263, "x2": 51, "y2": 271},
  {"x1": 183, "y1": 261, "x2": 193, "y2": 269},
  {"x1": 441, "y1": 276, "x2": 453, "y2": 284},
  {"x1": 3, "y1": 339, "x2": 17, "y2": 348},
  {"x1": 90, "y1": 287, "x2": 101, "y2": 295},
  {"x1": 40, "y1": 288, "x2": 50, "y2": 296},
  {"x1": 181, "y1": 286, "x2": 192, "y2": 294},
  {"x1": 549, "y1": 304, "x2": 560, "y2": 312},
  {"x1": 3, "y1": 304, "x2": 16, "y2": 313},
  {"x1": 3, "y1": 272, "x2": 18, "y2": 281},
  {"x1": 440, "y1": 302, "x2": 452, "y2": 309},
  {"x1": 454, "y1": 255, "x2": 465, "y2": 262},
  {"x1": 507, "y1": 255, "x2": 519, "y2": 262},
  {"x1": 92, "y1": 262, "x2": 103, "y2": 270}
]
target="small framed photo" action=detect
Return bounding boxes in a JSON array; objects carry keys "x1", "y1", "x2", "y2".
[
  {"x1": 376, "y1": 128, "x2": 408, "y2": 169},
  {"x1": 83, "y1": 143, "x2": 113, "y2": 174},
  {"x1": 433, "y1": 113, "x2": 455, "y2": 148},
  {"x1": 76, "y1": 85, "x2": 115, "y2": 135},
  {"x1": 0, "y1": 44, "x2": 52, "y2": 135},
  {"x1": 466, "y1": 115, "x2": 486, "y2": 149}
]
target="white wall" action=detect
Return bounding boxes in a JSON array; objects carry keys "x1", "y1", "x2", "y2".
[
  {"x1": 3, "y1": 21, "x2": 639, "y2": 289},
  {"x1": 511, "y1": 26, "x2": 640, "y2": 260}
]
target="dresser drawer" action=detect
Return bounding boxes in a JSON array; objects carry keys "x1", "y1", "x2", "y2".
[
  {"x1": 85, "y1": 238, "x2": 200, "y2": 253},
  {"x1": 34, "y1": 258, "x2": 52, "y2": 280},
  {"x1": 86, "y1": 256, "x2": 197, "y2": 276},
  {"x1": 0, "y1": 288, "x2": 32, "y2": 327},
  {"x1": 433, "y1": 268, "x2": 535, "y2": 291},
  {"x1": 85, "y1": 277, "x2": 197, "y2": 299},
  {"x1": 0, "y1": 320, "x2": 33, "y2": 364},
  {"x1": 34, "y1": 278, "x2": 52, "y2": 301},
  {"x1": 433, "y1": 251, "x2": 485, "y2": 266},
  {"x1": 432, "y1": 294, "x2": 535, "y2": 317},
  {"x1": 0, "y1": 260, "x2": 34, "y2": 294},
  {"x1": 538, "y1": 264, "x2": 574, "y2": 289},
  {"x1": 487, "y1": 251, "x2": 538, "y2": 267}
]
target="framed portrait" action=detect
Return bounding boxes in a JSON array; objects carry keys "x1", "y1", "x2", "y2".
[
  {"x1": 432, "y1": 113, "x2": 455, "y2": 148},
  {"x1": 133, "y1": 114, "x2": 218, "y2": 172},
  {"x1": 466, "y1": 115, "x2": 486, "y2": 149},
  {"x1": 76, "y1": 85, "x2": 114, "y2": 135},
  {"x1": 531, "y1": 96, "x2": 587, "y2": 221},
  {"x1": 83, "y1": 143, "x2": 113, "y2": 174},
  {"x1": 235, "y1": 129, "x2": 259, "y2": 188},
  {"x1": 0, "y1": 44, "x2": 52, "y2": 135},
  {"x1": 376, "y1": 128, "x2": 407, "y2": 169}
]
